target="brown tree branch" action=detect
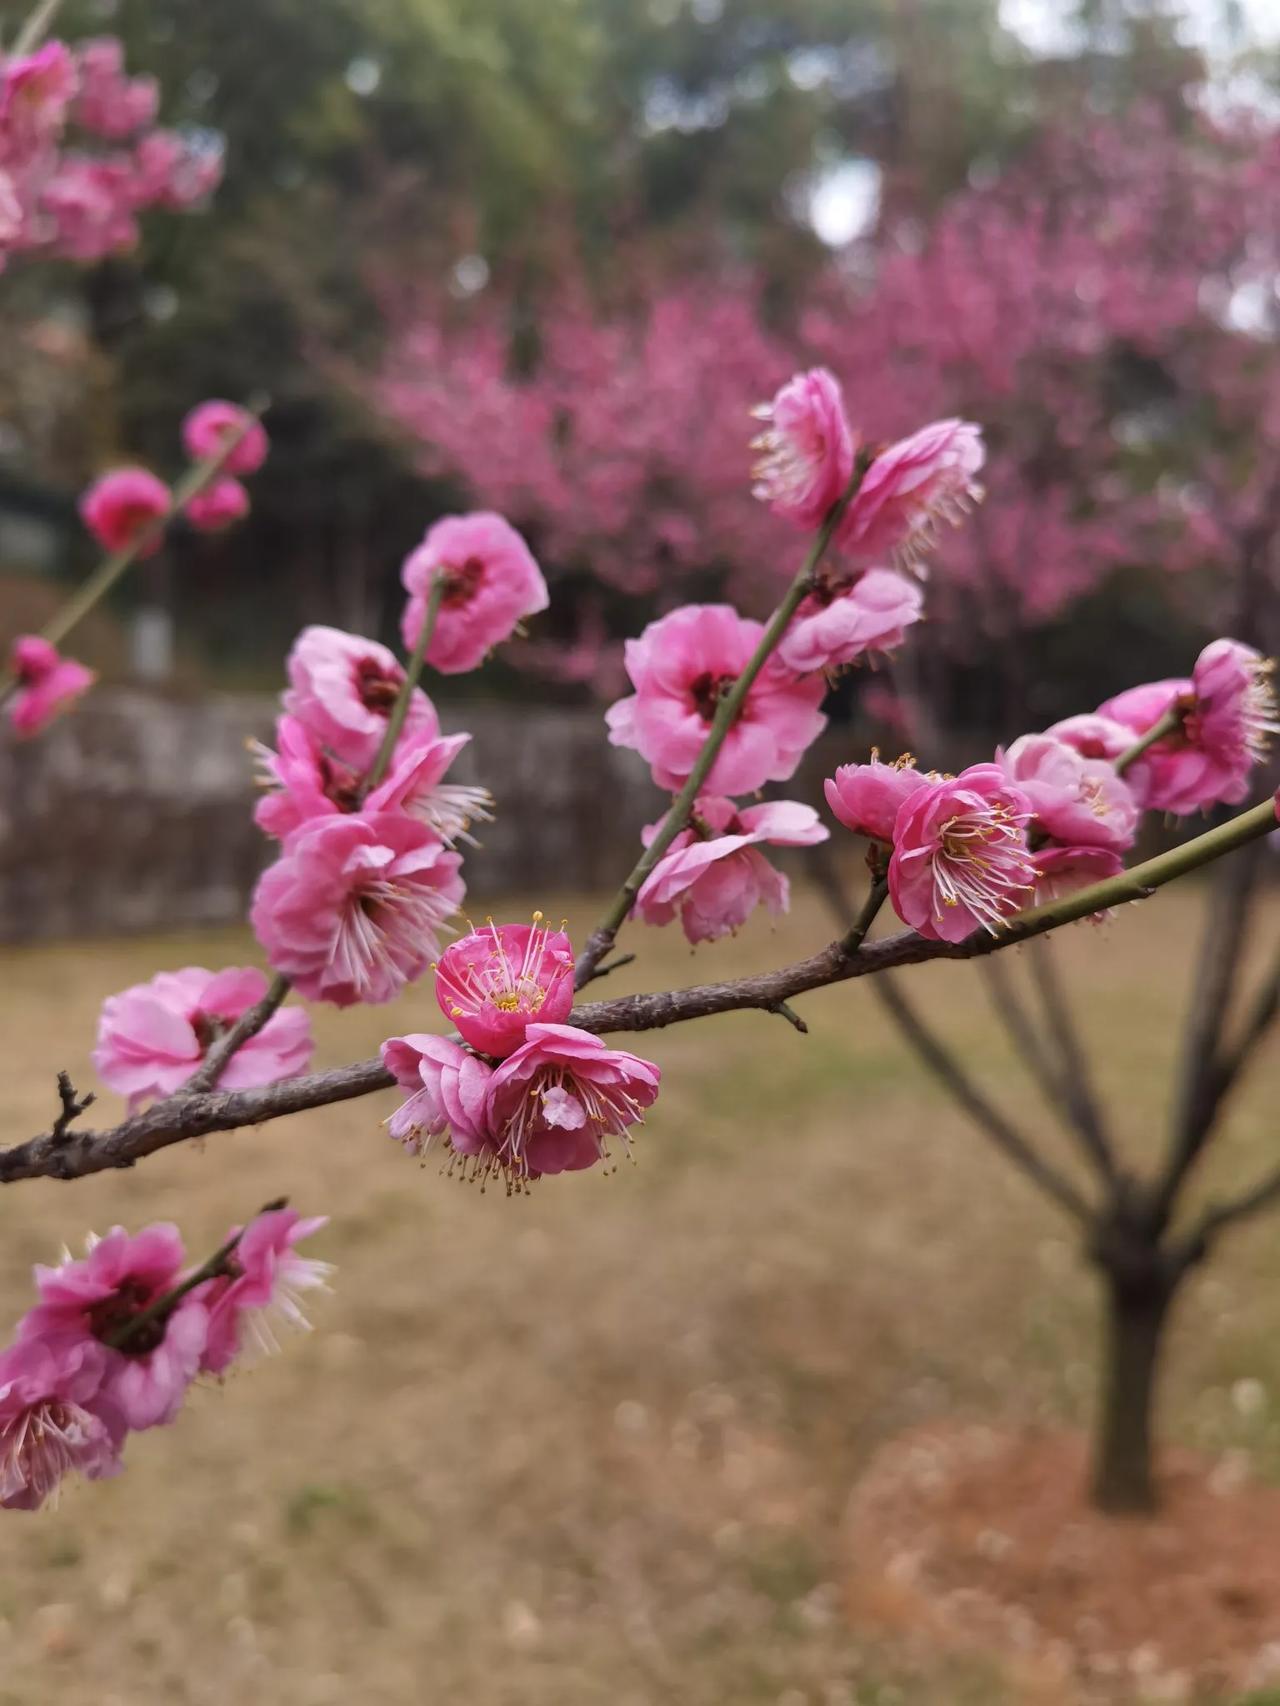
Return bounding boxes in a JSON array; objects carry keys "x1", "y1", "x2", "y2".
[{"x1": 1025, "y1": 939, "x2": 1118, "y2": 1183}]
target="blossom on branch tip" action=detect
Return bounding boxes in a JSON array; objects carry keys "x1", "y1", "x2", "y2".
[
  {"x1": 251, "y1": 813, "x2": 464, "y2": 1006},
  {"x1": 283, "y1": 626, "x2": 438, "y2": 771},
  {"x1": 93, "y1": 966, "x2": 313, "y2": 1112},
  {"x1": 0, "y1": 1337, "x2": 124, "y2": 1511},
  {"x1": 79, "y1": 467, "x2": 170, "y2": 555},
  {"x1": 888, "y1": 763, "x2": 1035, "y2": 941},
  {"x1": 401, "y1": 512, "x2": 549, "y2": 674},
  {"x1": 751, "y1": 367, "x2": 855, "y2": 529},
  {"x1": 435, "y1": 918, "x2": 575, "y2": 1057},
  {"x1": 185, "y1": 476, "x2": 249, "y2": 533},
  {"x1": 778, "y1": 566, "x2": 922, "y2": 676},
  {"x1": 635, "y1": 797, "x2": 828, "y2": 944},
  {"x1": 181, "y1": 400, "x2": 268, "y2": 476},
  {"x1": 0, "y1": 43, "x2": 78, "y2": 155},
  {"x1": 73, "y1": 38, "x2": 159, "y2": 139},
  {"x1": 605, "y1": 603, "x2": 827, "y2": 794},
  {"x1": 200, "y1": 1209, "x2": 331, "y2": 1375},
  {"x1": 999, "y1": 733, "x2": 1139, "y2": 852},
  {"x1": 824, "y1": 753, "x2": 930, "y2": 844},
  {"x1": 7, "y1": 635, "x2": 94, "y2": 736},
  {"x1": 837, "y1": 419, "x2": 984, "y2": 573}
]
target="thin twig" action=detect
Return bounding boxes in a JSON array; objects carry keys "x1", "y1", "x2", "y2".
[
  {"x1": 980, "y1": 958, "x2": 1068, "y2": 1115},
  {"x1": 51, "y1": 1071, "x2": 94, "y2": 1141},
  {"x1": 12, "y1": 0, "x2": 62, "y2": 57},
  {"x1": 1026, "y1": 938, "x2": 1117, "y2": 1183}
]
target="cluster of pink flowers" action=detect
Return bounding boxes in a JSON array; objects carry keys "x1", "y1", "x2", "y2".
[
  {"x1": 0, "y1": 36, "x2": 220, "y2": 273},
  {"x1": 0, "y1": 1209, "x2": 328, "y2": 1509},
  {"x1": 5, "y1": 635, "x2": 94, "y2": 736},
  {"x1": 383, "y1": 919, "x2": 659, "y2": 1188}
]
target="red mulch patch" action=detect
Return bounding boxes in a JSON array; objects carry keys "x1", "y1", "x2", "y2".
[{"x1": 843, "y1": 1422, "x2": 1280, "y2": 1702}]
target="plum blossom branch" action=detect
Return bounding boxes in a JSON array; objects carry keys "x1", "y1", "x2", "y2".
[
  {"x1": 574, "y1": 457, "x2": 870, "y2": 988},
  {"x1": 1114, "y1": 707, "x2": 1182, "y2": 777},
  {"x1": 3, "y1": 792, "x2": 1274, "y2": 1188}
]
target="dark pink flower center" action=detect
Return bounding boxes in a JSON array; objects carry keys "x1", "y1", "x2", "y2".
[
  {"x1": 807, "y1": 567, "x2": 858, "y2": 609},
  {"x1": 354, "y1": 657, "x2": 401, "y2": 714},
  {"x1": 188, "y1": 1008, "x2": 226, "y2": 1053},
  {"x1": 317, "y1": 754, "x2": 362, "y2": 813},
  {"x1": 689, "y1": 671, "x2": 737, "y2": 722},
  {"x1": 441, "y1": 555, "x2": 485, "y2": 609},
  {"x1": 87, "y1": 1277, "x2": 166, "y2": 1353},
  {"x1": 120, "y1": 502, "x2": 160, "y2": 539}
]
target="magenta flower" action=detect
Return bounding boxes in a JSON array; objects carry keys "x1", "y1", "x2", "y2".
[
  {"x1": 381, "y1": 1032, "x2": 495, "y2": 1158},
  {"x1": 606, "y1": 604, "x2": 827, "y2": 794},
  {"x1": 435, "y1": 918, "x2": 575, "y2": 1058},
  {"x1": 750, "y1": 367, "x2": 855, "y2": 529},
  {"x1": 185, "y1": 476, "x2": 249, "y2": 532},
  {"x1": 79, "y1": 467, "x2": 170, "y2": 555},
  {"x1": 1030, "y1": 845, "x2": 1125, "y2": 911},
  {"x1": 824, "y1": 753, "x2": 931, "y2": 844},
  {"x1": 1000, "y1": 733, "x2": 1139, "y2": 852},
  {"x1": 889, "y1": 763, "x2": 1035, "y2": 941},
  {"x1": 778, "y1": 566, "x2": 923, "y2": 676},
  {"x1": 485, "y1": 1024, "x2": 661, "y2": 1183},
  {"x1": 363, "y1": 731, "x2": 493, "y2": 845},
  {"x1": 7, "y1": 635, "x2": 94, "y2": 736},
  {"x1": 283, "y1": 625, "x2": 438, "y2": 771},
  {"x1": 19, "y1": 1224, "x2": 207, "y2": 1432},
  {"x1": 73, "y1": 38, "x2": 159, "y2": 139},
  {"x1": 251, "y1": 813, "x2": 464, "y2": 1006},
  {"x1": 1044, "y1": 713, "x2": 1136, "y2": 763},
  {"x1": 401, "y1": 512, "x2": 549, "y2": 674},
  {"x1": 181, "y1": 400, "x2": 269, "y2": 475},
  {"x1": 0, "y1": 1337, "x2": 124, "y2": 1511},
  {"x1": 635, "y1": 796, "x2": 828, "y2": 945},
  {"x1": 93, "y1": 965, "x2": 313, "y2": 1113},
  {"x1": 200, "y1": 1208, "x2": 331, "y2": 1376},
  {"x1": 838, "y1": 419, "x2": 984, "y2": 572},
  {"x1": 0, "y1": 43, "x2": 78, "y2": 154}
]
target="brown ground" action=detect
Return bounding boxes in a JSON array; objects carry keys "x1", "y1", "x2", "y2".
[
  {"x1": 846, "y1": 1422, "x2": 1280, "y2": 1702},
  {"x1": 0, "y1": 882, "x2": 1275, "y2": 1704}
]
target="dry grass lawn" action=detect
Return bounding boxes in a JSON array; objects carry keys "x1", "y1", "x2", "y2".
[{"x1": 0, "y1": 879, "x2": 1276, "y2": 1705}]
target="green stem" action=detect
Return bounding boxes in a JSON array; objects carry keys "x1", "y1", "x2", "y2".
[
  {"x1": 12, "y1": 0, "x2": 62, "y2": 56},
  {"x1": 0, "y1": 396, "x2": 268, "y2": 707},
  {"x1": 1115, "y1": 706, "x2": 1183, "y2": 777},
  {"x1": 575, "y1": 461, "x2": 869, "y2": 987},
  {"x1": 362, "y1": 573, "x2": 444, "y2": 796}
]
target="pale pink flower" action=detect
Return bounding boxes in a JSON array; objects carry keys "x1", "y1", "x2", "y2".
[
  {"x1": 778, "y1": 566, "x2": 923, "y2": 675},
  {"x1": 824, "y1": 753, "x2": 931, "y2": 843},
  {"x1": 185, "y1": 476, "x2": 249, "y2": 532},
  {"x1": 7, "y1": 635, "x2": 94, "y2": 736},
  {"x1": 131, "y1": 129, "x2": 222, "y2": 209},
  {"x1": 1000, "y1": 733, "x2": 1139, "y2": 852},
  {"x1": 19, "y1": 1224, "x2": 207, "y2": 1432},
  {"x1": 0, "y1": 1337, "x2": 124, "y2": 1511},
  {"x1": 838, "y1": 419, "x2": 984, "y2": 572},
  {"x1": 200, "y1": 1209, "x2": 331, "y2": 1376},
  {"x1": 79, "y1": 466, "x2": 170, "y2": 555},
  {"x1": 401, "y1": 512, "x2": 549, "y2": 674},
  {"x1": 484, "y1": 1024, "x2": 661, "y2": 1183},
  {"x1": 381, "y1": 1033, "x2": 495, "y2": 1158},
  {"x1": 283, "y1": 625, "x2": 438, "y2": 770},
  {"x1": 1030, "y1": 845, "x2": 1125, "y2": 911},
  {"x1": 635, "y1": 796, "x2": 828, "y2": 944},
  {"x1": 93, "y1": 966, "x2": 313, "y2": 1112},
  {"x1": 72, "y1": 39, "x2": 158, "y2": 138},
  {"x1": 251, "y1": 813, "x2": 464, "y2": 1006},
  {"x1": 181, "y1": 399, "x2": 268, "y2": 476},
  {"x1": 435, "y1": 919, "x2": 575, "y2": 1057},
  {"x1": 0, "y1": 43, "x2": 77, "y2": 158},
  {"x1": 750, "y1": 367, "x2": 854, "y2": 528},
  {"x1": 364, "y1": 731, "x2": 493, "y2": 845},
  {"x1": 606, "y1": 604, "x2": 827, "y2": 794},
  {"x1": 39, "y1": 156, "x2": 138, "y2": 259},
  {"x1": 889, "y1": 763, "x2": 1035, "y2": 942},
  {"x1": 1044, "y1": 713, "x2": 1135, "y2": 763}
]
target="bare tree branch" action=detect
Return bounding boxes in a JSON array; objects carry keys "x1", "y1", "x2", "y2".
[
  {"x1": 980, "y1": 956, "x2": 1075, "y2": 1122},
  {"x1": 1025, "y1": 938, "x2": 1117, "y2": 1183}
]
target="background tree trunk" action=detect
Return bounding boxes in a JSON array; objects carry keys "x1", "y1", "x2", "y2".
[{"x1": 1091, "y1": 1258, "x2": 1178, "y2": 1514}]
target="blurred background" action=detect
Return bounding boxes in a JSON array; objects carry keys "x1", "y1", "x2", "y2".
[{"x1": 3, "y1": 2, "x2": 1280, "y2": 1702}]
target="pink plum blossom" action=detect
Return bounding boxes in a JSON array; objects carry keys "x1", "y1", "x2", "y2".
[
  {"x1": 778, "y1": 567, "x2": 923, "y2": 676},
  {"x1": 93, "y1": 966, "x2": 313, "y2": 1112},
  {"x1": 435, "y1": 919, "x2": 575, "y2": 1057},
  {"x1": 79, "y1": 467, "x2": 170, "y2": 555},
  {"x1": 131, "y1": 129, "x2": 223, "y2": 210},
  {"x1": 750, "y1": 367, "x2": 855, "y2": 529},
  {"x1": 380, "y1": 1033, "x2": 495, "y2": 1158},
  {"x1": 185, "y1": 477, "x2": 249, "y2": 532},
  {"x1": 251, "y1": 813, "x2": 464, "y2": 1006},
  {"x1": 888, "y1": 763, "x2": 1036, "y2": 941},
  {"x1": 283, "y1": 625, "x2": 438, "y2": 771},
  {"x1": 634, "y1": 796, "x2": 828, "y2": 944},
  {"x1": 605, "y1": 604, "x2": 827, "y2": 794},
  {"x1": 0, "y1": 43, "x2": 78, "y2": 156},
  {"x1": 363, "y1": 731, "x2": 492, "y2": 845},
  {"x1": 181, "y1": 400, "x2": 269, "y2": 476},
  {"x1": 401, "y1": 512, "x2": 549, "y2": 674},
  {"x1": 73, "y1": 39, "x2": 159, "y2": 139},
  {"x1": 0, "y1": 1336, "x2": 124, "y2": 1511},
  {"x1": 824, "y1": 753, "x2": 932, "y2": 843},
  {"x1": 484, "y1": 1024, "x2": 661, "y2": 1183},
  {"x1": 1044, "y1": 713, "x2": 1136, "y2": 763},
  {"x1": 1000, "y1": 733, "x2": 1139, "y2": 852},
  {"x1": 200, "y1": 1208, "x2": 331, "y2": 1376},
  {"x1": 19, "y1": 1224, "x2": 207, "y2": 1432},
  {"x1": 1030, "y1": 844, "x2": 1125, "y2": 911},
  {"x1": 838, "y1": 419, "x2": 984, "y2": 572},
  {"x1": 7, "y1": 635, "x2": 94, "y2": 736}
]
